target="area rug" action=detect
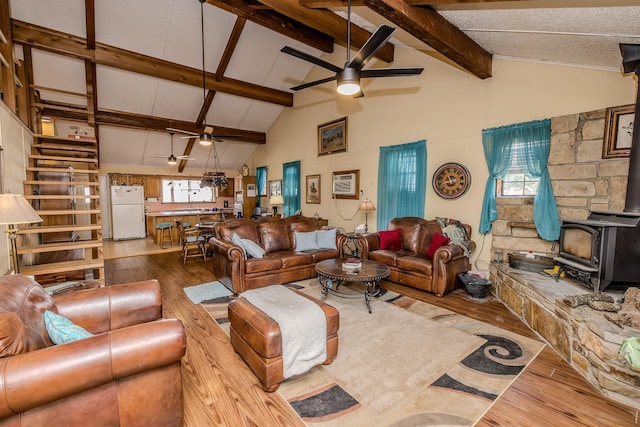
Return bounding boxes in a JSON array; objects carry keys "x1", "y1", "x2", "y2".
[
  {"x1": 202, "y1": 279, "x2": 545, "y2": 426},
  {"x1": 183, "y1": 281, "x2": 233, "y2": 304}
]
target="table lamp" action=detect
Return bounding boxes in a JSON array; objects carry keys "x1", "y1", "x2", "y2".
[
  {"x1": 269, "y1": 195, "x2": 284, "y2": 217},
  {"x1": 0, "y1": 194, "x2": 43, "y2": 273},
  {"x1": 358, "y1": 198, "x2": 376, "y2": 232}
]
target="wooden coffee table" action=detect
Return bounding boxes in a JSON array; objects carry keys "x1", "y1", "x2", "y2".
[{"x1": 315, "y1": 259, "x2": 390, "y2": 313}]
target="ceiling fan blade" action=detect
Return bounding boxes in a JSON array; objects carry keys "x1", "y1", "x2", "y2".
[
  {"x1": 291, "y1": 76, "x2": 337, "y2": 91},
  {"x1": 348, "y1": 25, "x2": 396, "y2": 71},
  {"x1": 166, "y1": 127, "x2": 198, "y2": 136},
  {"x1": 361, "y1": 67, "x2": 424, "y2": 78},
  {"x1": 281, "y1": 46, "x2": 342, "y2": 73},
  {"x1": 176, "y1": 155, "x2": 196, "y2": 160}
]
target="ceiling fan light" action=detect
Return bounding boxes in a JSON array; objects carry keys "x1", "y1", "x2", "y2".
[
  {"x1": 168, "y1": 154, "x2": 177, "y2": 165},
  {"x1": 337, "y1": 68, "x2": 361, "y2": 95},
  {"x1": 199, "y1": 132, "x2": 213, "y2": 146}
]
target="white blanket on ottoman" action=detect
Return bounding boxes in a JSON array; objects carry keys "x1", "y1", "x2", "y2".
[{"x1": 241, "y1": 285, "x2": 327, "y2": 379}]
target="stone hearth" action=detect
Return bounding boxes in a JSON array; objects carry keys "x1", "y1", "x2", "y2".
[{"x1": 490, "y1": 262, "x2": 640, "y2": 410}]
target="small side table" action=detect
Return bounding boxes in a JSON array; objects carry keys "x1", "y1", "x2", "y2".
[{"x1": 342, "y1": 233, "x2": 363, "y2": 258}]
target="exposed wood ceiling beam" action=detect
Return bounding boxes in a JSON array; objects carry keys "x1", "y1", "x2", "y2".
[
  {"x1": 365, "y1": 0, "x2": 492, "y2": 78},
  {"x1": 205, "y1": 0, "x2": 334, "y2": 53},
  {"x1": 84, "y1": 0, "x2": 95, "y2": 50},
  {"x1": 257, "y1": 0, "x2": 395, "y2": 63},
  {"x1": 11, "y1": 19, "x2": 293, "y2": 107},
  {"x1": 300, "y1": 0, "x2": 529, "y2": 6},
  {"x1": 39, "y1": 103, "x2": 266, "y2": 144}
]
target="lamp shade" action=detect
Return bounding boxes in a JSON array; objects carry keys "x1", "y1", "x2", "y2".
[
  {"x1": 0, "y1": 194, "x2": 43, "y2": 225},
  {"x1": 269, "y1": 195, "x2": 284, "y2": 206},
  {"x1": 358, "y1": 199, "x2": 376, "y2": 212}
]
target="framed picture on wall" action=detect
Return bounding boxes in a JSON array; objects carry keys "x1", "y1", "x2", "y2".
[
  {"x1": 318, "y1": 117, "x2": 347, "y2": 155},
  {"x1": 603, "y1": 104, "x2": 635, "y2": 159},
  {"x1": 306, "y1": 174, "x2": 321, "y2": 204}
]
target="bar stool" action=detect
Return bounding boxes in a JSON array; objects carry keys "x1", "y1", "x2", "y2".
[{"x1": 156, "y1": 222, "x2": 174, "y2": 248}]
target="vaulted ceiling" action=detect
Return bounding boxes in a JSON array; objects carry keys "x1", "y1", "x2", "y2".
[{"x1": 7, "y1": 0, "x2": 640, "y2": 175}]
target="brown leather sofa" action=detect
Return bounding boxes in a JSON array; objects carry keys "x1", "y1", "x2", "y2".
[
  {"x1": 0, "y1": 275, "x2": 187, "y2": 427},
  {"x1": 359, "y1": 217, "x2": 472, "y2": 297},
  {"x1": 210, "y1": 216, "x2": 345, "y2": 293}
]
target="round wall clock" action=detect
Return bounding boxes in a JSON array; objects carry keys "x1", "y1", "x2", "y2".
[{"x1": 432, "y1": 162, "x2": 471, "y2": 199}]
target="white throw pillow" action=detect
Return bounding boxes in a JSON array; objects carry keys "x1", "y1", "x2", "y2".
[
  {"x1": 242, "y1": 238, "x2": 265, "y2": 259},
  {"x1": 316, "y1": 228, "x2": 337, "y2": 250},
  {"x1": 294, "y1": 230, "x2": 319, "y2": 251},
  {"x1": 231, "y1": 233, "x2": 247, "y2": 259}
]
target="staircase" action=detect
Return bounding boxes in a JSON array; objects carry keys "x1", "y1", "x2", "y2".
[{"x1": 17, "y1": 133, "x2": 104, "y2": 286}]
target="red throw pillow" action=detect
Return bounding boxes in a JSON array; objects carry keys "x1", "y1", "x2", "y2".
[
  {"x1": 379, "y1": 229, "x2": 403, "y2": 250},
  {"x1": 427, "y1": 232, "x2": 450, "y2": 257}
]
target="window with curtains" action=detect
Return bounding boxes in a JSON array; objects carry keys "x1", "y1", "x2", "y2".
[
  {"x1": 377, "y1": 140, "x2": 427, "y2": 230},
  {"x1": 282, "y1": 161, "x2": 300, "y2": 217},
  {"x1": 479, "y1": 119, "x2": 559, "y2": 241},
  {"x1": 256, "y1": 166, "x2": 267, "y2": 197},
  {"x1": 499, "y1": 148, "x2": 540, "y2": 197}
]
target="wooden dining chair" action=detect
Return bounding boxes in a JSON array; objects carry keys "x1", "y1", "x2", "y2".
[{"x1": 174, "y1": 218, "x2": 207, "y2": 264}]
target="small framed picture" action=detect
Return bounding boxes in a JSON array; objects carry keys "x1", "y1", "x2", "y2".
[
  {"x1": 603, "y1": 104, "x2": 635, "y2": 159},
  {"x1": 306, "y1": 174, "x2": 321, "y2": 204},
  {"x1": 246, "y1": 183, "x2": 256, "y2": 197},
  {"x1": 269, "y1": 180, "x2": 282, "y2": 197},
  {"x1": 318, "y1": 117, "x2": 347, "y2": 156}
]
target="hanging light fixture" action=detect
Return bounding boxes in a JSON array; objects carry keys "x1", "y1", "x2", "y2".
[
  {"x1": 198, "y1": 0, "x2": 213, "y2": 146},
  {"x1": 336, "y1": 0, "x2": 361, "y2": 96},
  {"x1": 168, "y1": 133, "x2": 178, "y2": 165}
]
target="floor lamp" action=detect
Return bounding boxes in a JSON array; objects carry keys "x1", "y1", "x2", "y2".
[
  {"x1": 0, "y1": 194, "x2": 43, "y2": 274},
  {"x1": 358, "y1": 198, "x2": 376, "y2": 232}
]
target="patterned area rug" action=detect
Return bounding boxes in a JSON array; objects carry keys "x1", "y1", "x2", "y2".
[{"x1": 202, "y1": 279, "x2": 545, "y2": 426}]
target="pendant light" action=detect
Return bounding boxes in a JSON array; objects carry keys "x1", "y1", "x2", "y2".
[
  {"x1": 168, "y1": 133, "x2": 177, "y2": 165},
  {"x1": 198, "y1": 0, "x2": 213, "y2": 146},
  {"x1": 336, "y1": 0, "x2": 361, "y2": 96}
]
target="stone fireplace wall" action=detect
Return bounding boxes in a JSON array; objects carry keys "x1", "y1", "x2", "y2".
[{"x1": 491, "y1": 108, "x2": 630, "y2": 256}]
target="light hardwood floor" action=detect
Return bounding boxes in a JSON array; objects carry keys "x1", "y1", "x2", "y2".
[{"x1": 104, "y1": 252, "x2": 638, "y2": 426}]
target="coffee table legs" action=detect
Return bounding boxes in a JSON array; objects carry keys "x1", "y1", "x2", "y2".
[{"x1": 318, "y1": 275, "x2": 380, "y2": 313}]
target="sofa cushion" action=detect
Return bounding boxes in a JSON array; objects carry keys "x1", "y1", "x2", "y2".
[
  {"x1": 260, "y1": 221, "x2": 291, "y2": 253},
  {"x1": 0, "y1": 275, "x2": 57, "y2": 357},
  {"x1": 245, "y1": 257, "x2": 283, "y2": 274},
  {"x1": 396, "y1": 255, "x2": 433, "y2": 276},
  {"x1": 44, "y1": 310, "x2": 93, "y2": 344},
  {"x1": 272, "y1": 251, "x2": 314, "y2": 268},
  {"x1": 369, "y1": 249, "x2": 412, "y2": 267},
  {"x1": 316, "y1": 228, "x2": 337, "y2": 250},
  {"x1": 310, "y1": 249, "x2": 340, "y2": 263},
  {"x1": 294, "y1": 231, "x2": 319, "y2": 251},
  {"x1": 427, "y1": 232, "x2": 450, "y2": 258},
  {"x1": 379, "y1": 229, "x2": 403, "y2": 250}
]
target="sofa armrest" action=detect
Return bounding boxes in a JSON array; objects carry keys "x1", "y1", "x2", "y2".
[
  {"x1": 0, "y1": 319, "x2": 186, "y2": 419},
  {"x1": 432, "y1": 243, "x2": 466, "y2": 263},
  {"x1": 53, "y1": 280, "x2": 162, "y2": 334},
  {"x1": 209, "y1": 237, "x2": 245, "y2": 261},
  {"x1": 358, "y1": 233, "x2": 380, "y2": 259}
]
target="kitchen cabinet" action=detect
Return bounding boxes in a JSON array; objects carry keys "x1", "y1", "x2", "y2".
[
  {"x1": 218, "y1": 179, "x2": 234, "y2": 198},
  {"x1": 144, "y1": 176, "x2": 163, "y2": 198}
]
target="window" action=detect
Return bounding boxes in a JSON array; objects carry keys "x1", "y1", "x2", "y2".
[
  {"x1": 161, "y1": 179, "x2": 215, "y2": 203},
  {"x1": 499, "y1": 159, "x2": 539, "y2": 197}
]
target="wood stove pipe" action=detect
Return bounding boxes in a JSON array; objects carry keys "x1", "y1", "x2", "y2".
[{"x1": 622, "y1": 44, "x2": 640, "y2": 213}]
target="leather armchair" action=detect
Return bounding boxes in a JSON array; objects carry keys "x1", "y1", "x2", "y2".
[{"x1": 0, "y1": 275, "x2": 186, "y2": 427}]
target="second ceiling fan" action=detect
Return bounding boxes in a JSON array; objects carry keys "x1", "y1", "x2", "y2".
[{"x1": 281, "y1": 2, "x2": 423, "y2": 96}]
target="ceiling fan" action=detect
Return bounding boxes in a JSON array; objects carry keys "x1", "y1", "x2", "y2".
[
  {"x1": 167, "y1": 126, "x2": 242, "y2": 143},
  {"x1": 281, "y1": 1, "x2": 423, "y2": 96},
  {"x1": 148, "y1": 133, "x2": 195, "y2": 165}
]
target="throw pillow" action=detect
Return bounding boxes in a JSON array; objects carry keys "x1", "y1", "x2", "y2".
[
  {"x1": 241, "y1": 238, "x2": 265, "y2": 259},
  {"x1": 231, "y1": 233, "x2": 247, "y2": 259},
  {"x1": 379, "y1": 229, "x2": 403, "y2": 250},
  {"x1": 316, "y1": 228, "x2": 337, "y2": 249},
  {"x1": 44, "y1": 310, "x2": 93, "y2": 345},
  {"x1": 427, "y1": 232, "x2": 451, "y2": 258},
  {"x1": 294, "y1": 231, "x2": 319, "y2": 251}
]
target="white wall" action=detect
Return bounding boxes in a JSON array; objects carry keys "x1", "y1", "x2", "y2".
[
  {"x1": 247, "y1": 47, "x2": 636, "y2": 271},
  {"x1": 0, "y1": 103, "x2": 33, "y2": 274}
]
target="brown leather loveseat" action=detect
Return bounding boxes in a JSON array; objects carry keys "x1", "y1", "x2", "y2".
[
  {"x1": 359, "y1": 217, "x2": 472, "y2": 297},
  {"x1": 210, "y1": 216, "x2": 345, "y2": 293},
  {"x1": 0, "y1": 275, "x2": 187, "y2": 427}
]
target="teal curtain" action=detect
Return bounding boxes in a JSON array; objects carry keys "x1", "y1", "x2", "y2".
[
  {"x1": 283, "y1": 161, "x2": 300, "y2": 217},
  {"x1": 256, "y1": 166, "x2": 267, "y2": 207},
  {"x1": 479, "y1": 119, "x2": 559, "y2": 240},
  {"x1": 377, "y1": 140, "x2": 426, "y2": 230}
]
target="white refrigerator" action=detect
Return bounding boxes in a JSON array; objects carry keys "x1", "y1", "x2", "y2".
[{"x1": 111, "y1": 185, "x2": 146, "y2": 240}]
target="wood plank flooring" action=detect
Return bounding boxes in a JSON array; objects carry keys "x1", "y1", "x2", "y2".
[{"x1": 104, "y1": 253, "x2": 638, "y2": 426}]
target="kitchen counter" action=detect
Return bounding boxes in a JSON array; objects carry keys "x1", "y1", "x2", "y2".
[
  {"x1": 146, "y1": 208, "x2": 234, "y2": 217},
  {"x1": 145, "y1": 209, "x2": 235, "y2": 239}
]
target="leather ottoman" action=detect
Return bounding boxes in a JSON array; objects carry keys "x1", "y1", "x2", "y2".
[{"x1": 228, "y1": 287, "x2": 339, "y2": 392}]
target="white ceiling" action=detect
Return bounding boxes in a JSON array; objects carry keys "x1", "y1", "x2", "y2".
[{"x1": 9, "y1": 0, "x2": 640, "y2": 174}]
